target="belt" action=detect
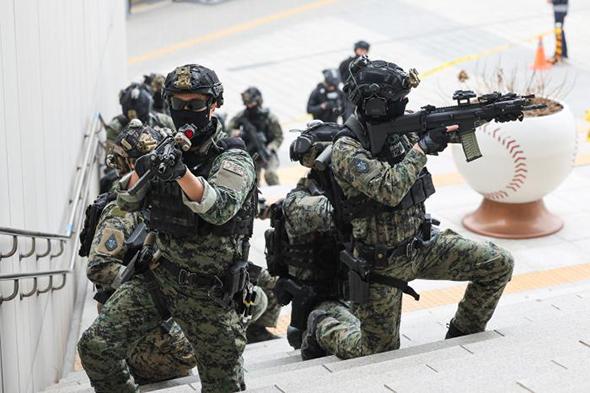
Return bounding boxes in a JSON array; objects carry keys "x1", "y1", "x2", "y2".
[
  {"x1": 356, "y1": 237, "x2": 419, "y2": 267},
  {"x1": 159, "y1": 258, "x2": 223, "y2": 288}
]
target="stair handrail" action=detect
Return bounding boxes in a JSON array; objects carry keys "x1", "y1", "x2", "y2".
[{"x1": 0, "y1": 113, "x2": 104, "y2": 303}]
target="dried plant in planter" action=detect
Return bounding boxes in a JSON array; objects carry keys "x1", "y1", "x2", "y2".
[{"x1": 455, "y1": 63, "x2": 575, "y2": 118}]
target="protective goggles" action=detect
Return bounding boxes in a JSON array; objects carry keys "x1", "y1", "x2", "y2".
[{"x1": 169, "y1": 96, "x2": 208, "y2": 111}]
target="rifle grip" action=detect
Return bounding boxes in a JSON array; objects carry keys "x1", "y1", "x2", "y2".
[{"x1": 460, "y1": 130, "x2": 482, "y2": 162}]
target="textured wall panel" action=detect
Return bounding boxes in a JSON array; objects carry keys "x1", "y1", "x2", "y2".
[{"x1": 0, "y1": 1, "x2": 127, "y2": 392}]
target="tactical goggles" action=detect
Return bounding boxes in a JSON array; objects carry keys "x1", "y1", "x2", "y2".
[{"x1": 169, "y1": 96, "x2": 208, "y2": 111}]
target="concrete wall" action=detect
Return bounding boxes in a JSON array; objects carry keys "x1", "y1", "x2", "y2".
[{"x1": 0, "y1": 1, "x2": 127, "y2": 392}]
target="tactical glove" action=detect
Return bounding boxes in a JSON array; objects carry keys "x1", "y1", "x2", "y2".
[
  {"x1": 134, "y1": 246, "x2": 155, "y2": 274},
  {"x1": 418, "y1": 127, "x2": 450, "y2": 155},
  {"x1": 134, "y1": 154, "x2": 152, "y2": 177},
  {"x1": 155, "y1": 147, "x2": 187, "y2": 182}
]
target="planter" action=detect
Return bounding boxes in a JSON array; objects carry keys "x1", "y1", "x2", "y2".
[{"x1": 452, "y1": 102, "x2": 577, "y2": 238}]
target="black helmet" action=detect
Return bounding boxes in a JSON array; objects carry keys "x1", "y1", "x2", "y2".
[
  {"x1": 241, "y1": 87, "x2": 263, "y2": 107},
  {"x1": 119, "y1": 83, "x2": 153, "y2": 123},
  {"x1": 107, "y1": 119, "x2": 167, "y2": 174},
  {"x1": 354, "y1": 40, "x2": 370, "y2": 51},
  {"x1": 322, "y1": 69, "x2": 340, "y2": 87},
  {"x1": 164, "y1": 64, "x2": 224, "y2": 107},
  {"x1": 290, "y1": 120, "x2": 339, "y2": 167},
  {"x1": 343, "y1": 57, "x2": 420, "y2": 119}
]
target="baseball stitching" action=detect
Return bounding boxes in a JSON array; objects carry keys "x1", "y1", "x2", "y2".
[{"x1": 481, "y1": 124, "x2": 528, "y2": 201}]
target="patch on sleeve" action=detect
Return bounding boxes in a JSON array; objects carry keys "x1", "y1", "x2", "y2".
[
  {"x1": 96, "y1": 227, "x2": 125, "y2": 256},
  {"x1": 221, "y1": 160, "x2": 246, "y2": 177},
  {"x1": 214, "y1": 160, "x2": 248, "y2": 191},
  {"x1": 352, "y1": 157, "x2": 369, "y2": 174}
]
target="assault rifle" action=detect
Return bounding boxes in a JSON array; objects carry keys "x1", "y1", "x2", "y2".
[
  {"x1": 128, "y1": 129, "x2": 192, "y2": 196},
  {"x1": 237, "y1": 117, "x2": 271, "y2": 167},
  {"x1": 366, "y1": 90, "x2": 544, "y2": 161}
]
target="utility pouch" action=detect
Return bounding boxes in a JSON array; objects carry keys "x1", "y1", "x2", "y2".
[
  {"x1": 340, "y1": 249, "x2": 370, "y2": 304},
  {"x1": 224, "y1": 260, "x2": 249, "y2": 301},
  {"x1": 348, "y1": 269, "x2": 370, "y2": 304},
  {"x1": 247, "y1": 262, "x2": 263, "y2": 284},
  {"x1": 78, "y1": 192, "x2": 116, "y2": 257}
]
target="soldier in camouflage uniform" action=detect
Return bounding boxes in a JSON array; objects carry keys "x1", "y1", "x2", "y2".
[
  {"x1": 105, "y1": 82, "x2": 175, "y2": 143},
  {"x1": 86, "y1": 121, "x2": 198, "y2": 384},
  {"x1": 79, "y1": 64, "x2": 257, "y2": 393},
  {"x1": 228, "y1": 87, "x2": 283, "y2": 185},
  {"x1": 246, "y1": 268, "x2": 282, "y2": 343},
  {"x1": 302, "y1": 58, "x2": 514, "y2": 360},
  {"x1": 264, "y1": 121, "x2": 357, "y2": 352},
  {"x1": 143, "y1": 73, "x2": 170, "y2": 115}
]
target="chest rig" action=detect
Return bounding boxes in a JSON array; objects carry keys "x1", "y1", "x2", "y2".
[
  {"x1": 148, "y1": 137, "x2": 256, "y2": 239},
  {"x1": 336, "y1": 117, "x2": 435, "y2": 221}
]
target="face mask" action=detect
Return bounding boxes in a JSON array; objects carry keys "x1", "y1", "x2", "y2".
[{"x1": 170, "y1": 109, "x2": 211, "y2": 143}]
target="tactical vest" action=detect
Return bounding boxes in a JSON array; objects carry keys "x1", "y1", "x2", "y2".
[
  {"x1": 266, "y1": 171, "x2": 344, "y2": 297},
  {"x1": 148, "y1": 138, "x2": 257, "y2": 238},
  {"x1": 334, "y1": 117, "x2": 435, "y2": 220}
]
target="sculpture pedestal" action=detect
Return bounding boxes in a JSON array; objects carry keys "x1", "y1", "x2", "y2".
[{"x1": 463, "y1": 199, "x2": 563, "y2": 239}]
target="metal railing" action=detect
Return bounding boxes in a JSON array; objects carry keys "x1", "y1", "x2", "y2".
[{"x1": 0, "y1": 114, "x2": 103, "y2": 304}]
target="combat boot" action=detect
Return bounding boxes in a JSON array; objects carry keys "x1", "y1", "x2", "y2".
[
  {"x1": 445, "y1": 320, "x2": 468, "y2": 339},
  {"x1": 246, "y1": 325, "x2": 280, "y2": 344},
  {"x1": 301, "y1": 310, "x2": 328, "y2": 360},
  {"x1": 287, "y1": 325, "x2": 302, "y2": 349}
]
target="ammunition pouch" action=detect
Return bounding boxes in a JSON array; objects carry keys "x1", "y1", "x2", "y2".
[
  {"x1": 342, "y1": 168, "x2": 435, "y2": 220},
  {"x1": 150, "y1": 181, "x2": 256, "y2": 238},
  {"x1": 78, "y1": 192, "x2": 117, "y2": 257}
]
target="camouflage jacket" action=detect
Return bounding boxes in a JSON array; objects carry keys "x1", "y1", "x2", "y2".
[
  {"x1": 106, "y1": 112, "x2": 175, "y2": 143},
  {"x1": 87, "y1": 201, "x2": 146, "y2": 290},
  {"x1": 116, "y1": 127, "x2": 256, "y2": 275},
  {"x1": 283, "y1": 177, "x2": 334, "y2": 243},
  {"x1": 227, "y1": 108, "x2": 283, "y2": 151},
  {"x1": 330, "y1": 123, "x2": 428, "y2": 247}
]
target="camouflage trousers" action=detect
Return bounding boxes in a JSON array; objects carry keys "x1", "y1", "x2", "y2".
[
  {"x1": 251, "y1": 269, "x2": 281, "y2": 328},
  {"x1": 127, "y1": 319, "x2": 196, "y2": 384},
  {"x1": 78, "y1": 268, "x2": 247, "y2": 393},
  {"x1": 255, "y1": 153, "x2": 280, "y2": 186},
  {"x1": 316, "y1": 229, "x2": 514, "y2": 359}
]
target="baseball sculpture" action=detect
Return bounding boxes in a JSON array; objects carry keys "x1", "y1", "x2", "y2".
[{"x1": 453, "y1": 102, "x2": 577, "y2": 238}]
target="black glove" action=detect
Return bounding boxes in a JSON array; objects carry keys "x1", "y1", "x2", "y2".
[
  {"x1": 154, "y1": 147, "x2": 187, "y2": 182},
  {"x1": 134, "y1": 154, "x2": 153, "y2": 177},
  {"x1": 134, "y1": 246, "x2": 155, "y2": 274},
  {"x1": 496, "y1": 112, "x2": 523, "y2": 123},
  {"x1": 418, "y1": 127, "x2": 450, "y2": 155}
]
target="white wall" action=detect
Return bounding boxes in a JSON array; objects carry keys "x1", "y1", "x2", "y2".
[{"x1": 0, "y1": 1, "x2": 127, "y2": 392}]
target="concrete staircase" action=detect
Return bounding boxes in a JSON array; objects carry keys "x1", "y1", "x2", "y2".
[{"x1": 39, "y1": 283, "x2": 590, "y2": 393}]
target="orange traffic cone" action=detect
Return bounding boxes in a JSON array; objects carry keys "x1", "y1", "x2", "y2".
[{"x1": 531, "y1": 36, "x2": 552, "y2": 70}]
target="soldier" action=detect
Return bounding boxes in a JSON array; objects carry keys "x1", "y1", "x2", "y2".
[
  {"x1": 105, "y1": 82, "x2": 175, "y2": 143},
  {"x1": 301, "y1": 58, "x2": 514, "y2": 360},
  {"x1": 338, "y1": 40, "x2": 370, "y2": 119},
  {"x1": 266, "y1": 121, "x2": 355, "y2": 351},
  {"x1": 78, "y1": 64, "x2": 257, "y2": 393},
  {"x1": 245, "y1": 269, "x2": 282, "y2": 343},
  {"x1": 307, "y1": 69, "x2": 346, "y2": 124},
  {"x1": 81, "y1": 120, "x2": 198, "y2": 385},
  {"x1": 228, "y1": 87, "x2": 283, "y2": 185},
  {"x1": 143, "y1": 73, "x2": 170, "y2": 115}
]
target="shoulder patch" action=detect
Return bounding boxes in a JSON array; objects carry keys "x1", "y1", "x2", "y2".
[
  {"x1": 352, "y1": 157, "x2": 369, "y2": 173},
  {"x1": 221, "y1": 160, "x2": 246, "y2": 177},
  {"x1": 96, "y1": 227, "x2": 125, "y2": 256}
]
